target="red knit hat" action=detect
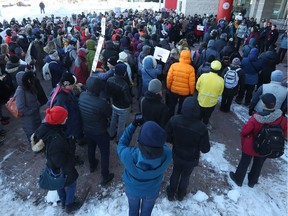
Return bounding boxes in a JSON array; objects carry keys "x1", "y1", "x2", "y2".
[{"x1": 45, "y1": 106, "x2": 68, "y2": 125}]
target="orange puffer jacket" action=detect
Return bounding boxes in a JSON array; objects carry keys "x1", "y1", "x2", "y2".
[{"x1": 166, "y1": 50, "x2": 196, "y2": 96}]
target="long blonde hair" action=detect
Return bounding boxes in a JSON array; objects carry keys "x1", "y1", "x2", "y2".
[{"x1": 1, "y1": 43, "x2": 9, "y2": 55}]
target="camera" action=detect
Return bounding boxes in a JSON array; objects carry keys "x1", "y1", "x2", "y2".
[{"x1": 133, "y1": 113, "x2": 144, "y2": 126}]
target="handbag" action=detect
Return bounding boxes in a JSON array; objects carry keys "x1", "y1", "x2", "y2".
[
  {"x1": 5, "y1": 95, "x2": 20, "y2": 118},
  {"x1": 39, "y1": 165, "x2": 66, "y2": 190}
]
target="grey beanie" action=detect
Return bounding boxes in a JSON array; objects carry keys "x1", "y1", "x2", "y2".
[
  {"x1": 271, "y1": 70, "x2": 284, "y2": 82},
  {"x1": 148, "y1": 79, "x2": 162, "y2": 94}
]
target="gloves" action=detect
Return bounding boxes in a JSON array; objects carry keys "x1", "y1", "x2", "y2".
[
  {"x1": 132, "y1": 113, "x2": 144, "y2": 127},
  {"x1": 248, "y1": 109, "x2": 254, "y2": 116}
]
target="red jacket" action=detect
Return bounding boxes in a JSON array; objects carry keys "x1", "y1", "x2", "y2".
[
  {"x1": 240, "y1": 110, "x2": 287, "y2": 156},
  {"x1": 74, "y1": 49, "x2": 89, "y2": 85}
]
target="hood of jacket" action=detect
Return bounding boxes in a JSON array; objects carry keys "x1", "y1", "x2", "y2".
[
  {"x1": 86, "y1": 39, "x2": 96, "y2": 50},
  {"x1": 86, "y1": 76, "x2": 105, "y2": 96},
  {"x1": 254, "y1": 109, "x2": 283, "y2": 124},
  {"x1": 248, "y1": 38, "x2": 256, "y2": 47},
  {"x1": 179, "y1": 50, "x2": 191, "y2": 64},
  {"x1": 105, "y1": 40, "x2": 114, "y2": 49},
  {"x1": 181, "y1": 96, "x2": 201, "y2": 119},
  {"x1": 143, "y1": 55, "x2": 157, "y2": 69},
  {"x1": 207, "y1": 39, "x2": 216, "y2": 49},
  {"x1": 16, "y1": 71, "x2": 25, "y2": 86},
  {"x1": 248, "y1": 48, "x2": 259, "y2": 61}
]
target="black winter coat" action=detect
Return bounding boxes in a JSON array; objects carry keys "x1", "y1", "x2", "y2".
[
  {"x1": 34, "y1": 123, "x2": 79, "y2": 186},
  {"x1": 79, "y1": 77, "x2": 112, "y2": 135},
  {"x1": 107, "y1": 75, "x2": 132, "y2": 109},
  {"x1": 166, "y1": 97, "x2": 210, "y2": 166},
  {"x1": 141, "y1": 91, "x2": 169, "y2": 128}
]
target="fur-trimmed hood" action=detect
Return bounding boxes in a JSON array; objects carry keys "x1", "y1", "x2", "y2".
[{"x1": 254, "y1": 109, "x2": 283, "y2": 124}]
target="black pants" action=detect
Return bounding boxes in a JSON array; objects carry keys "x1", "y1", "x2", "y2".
[
  {"x1": 86, "y1": 132, "x2": 110, "y2": 178},
  {"x1": 220, "y1": 94, "x2": 234, "y2": 112},
  {"x1": 234, "y1": 152, "x2": 266, "y2": 185},
  {"x1": 169, "y1": 162, "x2": 197, "y2": 197},
  {"x1": 278, "y1": 48, "x2": 287, "y2": 63},
  {"x1": 167, "y1": 92, "x2": 188, "y2": 118},
  {"x1": 199, "y1": 105, "x2": 215, "y2": 125},
  {"x1": 236, "y1": 84, "x2": 255, "y2": 105}
]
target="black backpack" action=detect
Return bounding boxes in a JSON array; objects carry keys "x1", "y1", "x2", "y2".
[
  {"x1": 63, "y1": 51, "x2": 73, "y2": 69},
  {"x1": 254, "y1": 119, "x2": 285, "y2": 158}
]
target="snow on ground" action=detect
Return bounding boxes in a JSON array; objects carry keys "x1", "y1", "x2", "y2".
[
  {"x1": 0, "y1": 1, "x2": 287, "y2": 215},
  {"x1": 0, "y1": 102, "x2": 287, "y2": 215}
]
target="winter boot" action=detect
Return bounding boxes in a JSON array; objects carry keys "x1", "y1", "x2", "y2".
[
  {"x1": 101, "y1": 173, "x2": 114, "y2": 185},
  {"x1": 65, "y1": 201, "x2": 82, "y2": 214}
]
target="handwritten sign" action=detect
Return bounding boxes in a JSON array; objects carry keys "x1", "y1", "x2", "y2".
[{"x1": 153, "y1": 46, "x2": 170, "y2": 63}]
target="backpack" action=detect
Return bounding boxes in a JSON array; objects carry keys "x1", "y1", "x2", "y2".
[
  {"x1": 224, "y1": 67, "x2": 240, "y2": 89},
  {"x1": 42, "y1": 61, "x2": 56, "y2": 81},
  {"x1": 63, "y1": 51, "x2": 72, "y2": 69},
  {"x1": 254, "y1": 120, "x2": 285, "y2": 158}
]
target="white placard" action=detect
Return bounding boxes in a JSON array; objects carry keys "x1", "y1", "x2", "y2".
[
  {"x1": 0, "y1": 28, "x2": 9, "y2": 39},
  {"x1": 196, "y1": 25, "x2": 204, "y2": 31},
  {"x1": 91, "y1": 36, "x2": 105, "y2": 74},
  {"x1": 101, "y1": 17, "x2": 106, "y2": 36},
  {"x1": 153, "y1": 46, "x2": 170, "y2": 63}
]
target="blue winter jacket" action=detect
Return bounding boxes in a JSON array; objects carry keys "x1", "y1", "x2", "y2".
[
  {"x1": 117, "y1": 124, "x2": 172, "y2": 197},
  {"x1": 141, "y1": 56, "x2": 162, "y2": 95},
  {"x1": 241, "y1": 48, "x2": 262, "y2": 85},
  {"x1": 280, "y1": 34, "x2": 287, "y2": 49}
]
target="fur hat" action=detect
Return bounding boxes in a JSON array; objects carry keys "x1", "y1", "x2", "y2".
[
  {"x1": 148, "y1": 79, "x2": 162, "y2": 94},
  {"x1": 138, "y1": 121, "x2": 166, "y2": 159},
  {"x1": 43, "y1": 41, "x2": 56, "y2": 54},
  {"x1": 270, "y1": 70, "x2": 284, "y2": 82},
  {"x1": 45, "y1": 106, "x2": 68, "y2": 125},
  {"x1": 261, "y1": 93, "x2": 276, "y2": 109},
  {"x1": 59, "y1": 72, "x2": 77, "y2": 86}
]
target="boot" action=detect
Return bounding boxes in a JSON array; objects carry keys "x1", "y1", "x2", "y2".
[
  {"x1": 65, "y1": 201, "x2": 82, "y2": 214},
  {"x1": 101, "y1": 173, "x2": 114, "y2": 185}
]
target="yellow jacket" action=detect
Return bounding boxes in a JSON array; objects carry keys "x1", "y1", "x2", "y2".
[
  {"x1": 166, "y1": 50, "x2": 195, "y2": 96},
  {"x1": 196, "y1": 72, "x2": 224, "y2": 107}
]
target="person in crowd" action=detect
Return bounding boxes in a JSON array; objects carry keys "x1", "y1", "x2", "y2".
[
  {"x1": 257, "y1": 45, "x2": 279, "y2": 87},
  {"x1": 249, "y1": 70, "x2": 287, "y2": 115},
  {"x1": 5, "y1": 55, "x2": 26, "y2": 90},
  {"x1": 30, "y1": 31, "x2": 46, "y2": 76},
  {"x1": 196, "y1": 60, "x2": 224, "y2": 125},
  {"x1": 230, "y1": 93, "x2": 287, "y2": 188},
  {"x1": 4, "y1": 29, "x2": 12, "y2": 44},
  {"x1": 15, "y1": 71, "x2": 41, "y2": 141},
  {"x1": 106, "y1": 63, "x2": 132, "y2": 143},
  {"x1": 14, "y1": 47, "x2": 27, "y2": 65},
  {"x1": 245, "y1": 26, "x2": 259, "y2": 46},
  {"x1": 141, "y1": 79, "x2": 169, "y2": 128},
  {"x1": 8, "y1": 35, "x2": 20, "y2": 55},
  {"x1": 166, "y1": 50, "x2": 196, "y2": 117},
  {"x1": 48, "y1": 72, "x2": 84, "y2": 163},
  {"x1": 117, "y1": 119, "x2": 172, "y2": 216},
  {"x1": 220, "y1": 57, "x2": 245, "y2": 112},
  {"x1": 214, "y1": 33, "x2": 227, "y2": 53},
  {"x1": 277, "y1": 30, "x2": 287, "y2": 63},
  {"x1": 258, "y1": 21, "x2": 271, "y2": 53},
  {"x1": 44, "y1": 50, "x2": 66, "y2": 88},
  {"x1": 118, "y1": 51, "x2": 133, "y2": 87},
  {"x1": 141, "y1": 55, "x2": 162, "y2": 96},
  {"x1": 242, "y1": 38, "x2": 256, "y2": 58},
  {"x1": 39, "y1": 1, "x2": 45, "y2": 14},
  {"x1": 235, "y1": 20, "x2": 248, "y2": 51},
  {"x1": 79, "y1": 77, "x2": 114, "y2": 184},
  {"x1": 265, "y1": 24, "x2": 279, "y2": 51},
  {"x1": 166, "y1": 96, "x2": 210, "y2": 201},
  {"x1": 235, "y1": 48, "x2": 262, "y2": 106},
  {"x1": 31, "y1": 106, "x2": 81, "y2": 213},
  {"x1": 65, "y1": 40, "x2": 77, "y2": 73},
  {"x1": 74, "y1": 48, "x2": 89, "y2": 85},
  {"x1": 85, "y1": 39, "x2": 96, "y2": 72},
  {"x1": 200, "y1": 39, "x2": 220, "y2": 66}
]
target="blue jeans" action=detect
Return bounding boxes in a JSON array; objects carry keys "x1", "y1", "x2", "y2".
[
  {"x1": 57, "y1": 181, "x2": 77, "y2": 206},
  {"x1": 126, "y1": 192, "x2": 158, "y2": 216},
  {"x1": 109, "y1": 105, "x2": 129, "y2": 141},
  {"x1": 86, "y1": 132, "x2": 110, "y2": 178}
]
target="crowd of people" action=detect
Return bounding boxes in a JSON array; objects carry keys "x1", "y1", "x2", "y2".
[{"x1": 0, "y1": 6, "x2": 287, "y2": 215}]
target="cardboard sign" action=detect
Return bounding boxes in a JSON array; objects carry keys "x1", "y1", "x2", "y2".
[
  {"x1": 153, "y1": 46, "x2": 170, "y2": 63},
  {"x1": 91, "y1": 36, "x2": 105, "y2": 74}
]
